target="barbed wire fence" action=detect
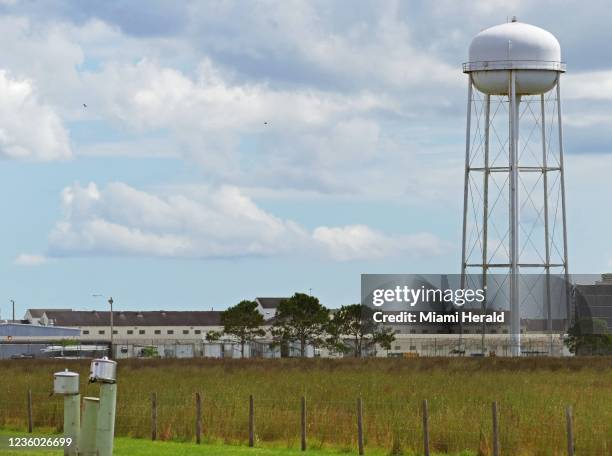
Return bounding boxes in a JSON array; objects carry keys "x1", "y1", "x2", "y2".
[{"x1": 1, "y1": 388, "x2": 610, "y2": 455}]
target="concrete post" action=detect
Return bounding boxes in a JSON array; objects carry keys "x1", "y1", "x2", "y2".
[
  {"x1": 95, "y1": 382, "x2": 117, "y2": 456},
  {"x1": 63, "y1": 394, "x2": 80, "y2": 456},
  {"x1": 53, "y1": 369, "x2": 80, "y2": 455},
  {"x1": 80, "y1": 397, "x2": 100, "y2": 456}
]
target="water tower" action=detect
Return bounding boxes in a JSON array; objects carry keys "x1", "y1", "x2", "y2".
[{"x1": 460, "y1": 18, "x2": 569, "y2": 356}]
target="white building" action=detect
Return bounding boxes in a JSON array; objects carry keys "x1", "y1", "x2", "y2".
[
  {"x1": 24, "y1": 308, "x2": 72, "y2": 326},
  {"x1": 22, "y1": 297, "x2": 570, "y2": 358},
  {"x1": 26, "y1": 306, "x2": 283, "y2": 359},
  {"x1": 255, "y1": 297, "x2": 282, "y2": 320}
]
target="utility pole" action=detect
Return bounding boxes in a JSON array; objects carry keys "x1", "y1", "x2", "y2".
[
  {"x1": 108, "y1": 296, "x2": 115, "y2": 355},
  {"x1": 93, "y1": 294, "x2": 115, "y2": 358},
  {"x1": 108, "y1": 297, "x2": 114, "y2": 357}
]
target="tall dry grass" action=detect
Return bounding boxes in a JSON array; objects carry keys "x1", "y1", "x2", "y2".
[{"x1": 0, "y1": 357, "x2": 611, "y2": 455}]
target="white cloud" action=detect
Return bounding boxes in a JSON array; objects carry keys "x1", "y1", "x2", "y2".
[
  {"x1": 0, "y1": 10, "x2": 466, "y2": 200},
  {"x1": 49, "y1": 182, "x2": 310, "y2": 258},
  {"x1": 86, "y1": 58, "x2": 392, "y2": 133},
  {"x1": 0, "y1": 16, "x2": 85, "y2": 113},
  {"x1": 563, "y1": 70, "x2": 612, "y2": 100},
  {"x1": 0, "y1": 2, "x2": 610, "y2": 274},
  {"x1": 77, "y1": 137, "x2": 180, "y2": 158},
  {"x1": 564, "y1": 113, "x2": 612, "y2": 128},
  {"x1": 180, "y1": 1, "x2": 462, "y2": 91},
  {"x1": 14, "y1": 253, "x2": 50, "y2": 266},
  {"x1": 313, "y1": 225, "x2": 450, "y2": 261},
  {"x1": 269, "y1": 2, "x2": 460, "y2": 90},
  {"x1": 0, "y1": 70, "x2": 71, "y2": 160},
  {"x1": 46, "y1": 182, "x2": 448, "y2": 261},
  {"x1": 76, "y1": 57, "x2": 465, "y2": 201}
]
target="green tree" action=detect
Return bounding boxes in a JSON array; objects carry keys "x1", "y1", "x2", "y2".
[
  {"x1": 327, "y1": 304, "x2": 396, "y2": 357},
  {"x1": 565, "y1": 318, "x2": 612, "y2": 355},
  {"x1": 221, "y1": 300, "x2": 265, "y2": 358},
  {"x1": 272, "y1": 293, "x2": 329, "y2": 357},
  {"x1": 141, "y1": 346, "x2": 159, "y2": 358},
  {"x1": 205, "y1": 330, "x2": 222, "y2": 343}
]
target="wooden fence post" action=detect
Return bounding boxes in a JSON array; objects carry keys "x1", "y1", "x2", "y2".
[
  {"x1": 566, "y1": 405, "x2": 574, "y2": 456},
  {"x1": 356, "y1": 397, "x2": 364, "y2": 455},
  {"x1": 422, "y1": 399, "x2": 430, "y2": 456},
  {"x1": 248, "y1": 395, "x2": 254, "y2": 447},
  {"x1": 492, "y1": 401, "x2": 500, "y2": 456},
  {"x1": 27, "y1": 389, "x2": 33, "y2": 433},
  {"x1": 195, "y1": 392, "x2": 202, "y2": 444},
  {"x1": 151, "y1": 392, "x2": 157, "y2": 441},
  {"x1": 300, "y1": 396, "x2": 306, "y2": 451}
]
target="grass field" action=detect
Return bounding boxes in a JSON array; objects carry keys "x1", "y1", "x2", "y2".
[
  {"x1": 0, "y1": 430, "x2": 473, "y2": 456},
  {"x1": 0, "y1": 358, "x2": 611, "y2": 455}
]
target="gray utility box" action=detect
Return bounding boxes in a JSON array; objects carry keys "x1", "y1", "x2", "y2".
[
  {"x1": 89, "y1": 357, "x2": 117, "y2": 383},
  {"x1": 53, "y1": 370, "x2": 79, "y2": 395}
]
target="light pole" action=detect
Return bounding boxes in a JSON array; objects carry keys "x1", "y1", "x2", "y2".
[
  {"x1": 93, "y1": 294, "x2": 114, "y2": 358},
  {"x1": 10, "y1": 299, "x2": 15, "y2": 321}
]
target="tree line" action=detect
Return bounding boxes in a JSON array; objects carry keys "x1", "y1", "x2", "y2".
[{"x1": 205, "y1": 293, "x2": 396, "y2": 358}]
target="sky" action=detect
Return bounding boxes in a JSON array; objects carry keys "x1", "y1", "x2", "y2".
[{"x1": 1, "y1": 0, "x2": 612, "y2": 317}]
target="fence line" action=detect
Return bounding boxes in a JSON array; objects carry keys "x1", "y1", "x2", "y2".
[{"x1": 4, "y1": 390, "x2": 607, "y2": 455}]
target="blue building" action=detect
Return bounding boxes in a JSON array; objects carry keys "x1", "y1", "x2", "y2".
[{"x1": 0, "y1": 322, "x2": 80, "y2": 359}]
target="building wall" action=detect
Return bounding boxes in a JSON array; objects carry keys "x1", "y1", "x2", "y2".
[
  {"x1": 0, "y1": 323, "x2": 79, "y2": 339},
  {"x1": 77, "y1": 325, "x2": 224, "y2": 341}
]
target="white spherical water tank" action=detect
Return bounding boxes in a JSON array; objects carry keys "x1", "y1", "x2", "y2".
[{"x1": 464, "y1": 18, "x2": 564, "y2": 95}]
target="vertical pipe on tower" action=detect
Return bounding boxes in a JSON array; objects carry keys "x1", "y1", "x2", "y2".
[
  {"x1": 556, "y1": 77, "x2": 571, "y2": 329},
  {"x1": 541, "y1": 93, "x2": 553, "y2": 353},
  {"x1": 461, "y1": 76, "x2": 474, "y2": 283},
  {"x1": 460, "y1": 76, "x2": 473, "y2": 348},
  {"x1": 481, "y1": 94, "x2": 491, "y2": 355},
  {"x1": 509, "y1": 71, "x2": 521, "y2": 356}
]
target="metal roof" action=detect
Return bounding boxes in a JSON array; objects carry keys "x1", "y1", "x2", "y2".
[
  {"x1": 27, "y1": 309, "x2": 72, "y2": 318},
  {"x1": 255, "y1": 297, "x2": 287, "y2": 309},
  {"x1": 43, "y1": 310, "x2": 222, "y2": 327}
]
